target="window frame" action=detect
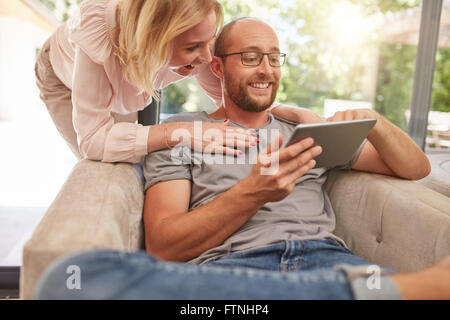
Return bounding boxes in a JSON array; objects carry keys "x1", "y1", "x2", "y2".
[{"x1": 409, "y1": 0, "x2": 444, "y2": 150}]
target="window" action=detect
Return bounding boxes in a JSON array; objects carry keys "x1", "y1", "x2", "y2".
[
  {"x1": 163, "y1": 2, "x2": 420, "y2": 122},
  {"x1": 426, "y1": 1, "x2": 450, "y2": 151},
  {"x1": 162, "y1": 1, "x2": 449, "y2": 151}
]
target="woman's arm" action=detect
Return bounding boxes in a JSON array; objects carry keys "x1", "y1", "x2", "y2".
[
  {"x1": 72, "y1": 47, "x2": 150, "y2": 163},
  {"x1": 73, "y1": 49, "x2": 256, "y2": 162},
  {"x1": 148, "y1": 120, "x2": 258, "y2": 156}
]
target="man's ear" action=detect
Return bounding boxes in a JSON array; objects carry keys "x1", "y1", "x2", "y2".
[{"x1": 210, "y1": 56, "x2": 224, "y2": 80}]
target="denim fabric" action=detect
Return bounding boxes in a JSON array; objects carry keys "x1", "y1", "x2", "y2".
[
  {"x1": 133, "y1": 159, "x2": 145, "y2": 182},
  {"x1": 205, "y1": 239, "x2": 373, "y2": 272},
  {"x1": 34, "y1": 240, "x2": 400, "y2": 300}
]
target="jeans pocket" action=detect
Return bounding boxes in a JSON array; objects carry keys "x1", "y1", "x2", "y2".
[{"x1": 327, "y1": 238, "x2": 351, "y2": 252}]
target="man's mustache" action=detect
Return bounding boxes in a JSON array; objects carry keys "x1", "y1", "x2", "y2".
[{"x1": 247, "y1": 77, "x2": 278, "y2": 84}]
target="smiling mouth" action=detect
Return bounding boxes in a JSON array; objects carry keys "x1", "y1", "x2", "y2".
[{"x1": 249, "y1": 82, "x2": 271, "y2": 89}]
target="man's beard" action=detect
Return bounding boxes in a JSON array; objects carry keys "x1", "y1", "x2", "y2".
[{"x1": 223, "y1": 71, "x2": 278, "y2": 112}]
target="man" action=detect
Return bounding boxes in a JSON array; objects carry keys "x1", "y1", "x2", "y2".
[
  {"x1": 35, "y1": 19, "x2": 450, "y2": 300},
  {"x1": 142, "y1": 18, "x2": 430, "y2": 266}
]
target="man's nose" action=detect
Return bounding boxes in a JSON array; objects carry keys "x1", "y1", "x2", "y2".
[{"x1": 256, "y1": 55, "x2": 273, "y2": 75}]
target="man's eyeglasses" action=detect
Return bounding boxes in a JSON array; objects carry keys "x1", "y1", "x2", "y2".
[{"x1": 219, "y1": 51, "x2": 287, "y2": 67}]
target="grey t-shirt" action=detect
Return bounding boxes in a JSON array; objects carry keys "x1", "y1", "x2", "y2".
[{"x1": 143, "y1": 111, "x2": 365, "y2": 264}]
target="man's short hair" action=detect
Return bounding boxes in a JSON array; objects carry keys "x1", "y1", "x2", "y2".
[{"x1": 214, "y1": 17, "x2": 261, "y2": 58}]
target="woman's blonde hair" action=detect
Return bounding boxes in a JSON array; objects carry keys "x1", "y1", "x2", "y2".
[{"x1": 115, "y1": 0, "x2": 223, "y2": 100}]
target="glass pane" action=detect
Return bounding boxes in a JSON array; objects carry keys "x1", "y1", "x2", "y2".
[
  {"x1": 0, "y1": 1, "x2": 79, "y2": 266},
  {"x1": 426, "y1": 2, "x2": 450, "y2": 151},
  {"x1": 161, "y1": 0, "x2": 423, "y2": 136},
  {"x1": 376, "y1": 3, "x2": 423, "y2": 132},
  {"x1": 160, "y1": 78, "x2": 217, "y2": 123}
]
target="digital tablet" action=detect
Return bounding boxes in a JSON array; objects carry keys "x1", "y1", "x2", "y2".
[{"x1": 286, "y1": 118, "x2": 377, "y2": 168}]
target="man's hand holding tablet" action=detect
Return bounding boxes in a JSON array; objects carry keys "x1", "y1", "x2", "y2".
[{"x1": 286, "y1": 110, "x2": 378, "y2": 168}]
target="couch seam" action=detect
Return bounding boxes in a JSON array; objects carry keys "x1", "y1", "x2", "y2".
[{"x1": 372, "y1": 180, "x2": 390, "y2": 256}]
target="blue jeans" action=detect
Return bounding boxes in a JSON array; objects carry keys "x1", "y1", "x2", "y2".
[
  {"x1": 34, "y1": 239, "x2": 400, "y2": 300},
  {"x1": 133, "y1": 159, "x2": 145, "y2": 182}
]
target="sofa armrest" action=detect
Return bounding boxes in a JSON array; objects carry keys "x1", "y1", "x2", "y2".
[
  {"x1": 20, "y1": 160, "x2": 145, "y2": 299},
  {"x1": 325, "y1": 170, "x2": 450, "y2": 273},
  {"x1": 326, "y1": 171, "x2": 450, "y2": 272},
  {"x1": 417, "y1": 153, "x2": 450, "y2": 197}
]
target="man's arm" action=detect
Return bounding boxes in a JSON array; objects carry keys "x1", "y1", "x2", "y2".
[
  {"x1": 327, "y1": 109, "x2": 431, "y2": 180},
  {"x1": 144, "y1": 179, "x2": 263, "y2": 262},
  {"x1": 271, "y1": 104, "x2": 430, "y2": 180},
  {"x1": 270, "y1": 103, "x2": 323, "y2": 124},
  {"x1": 144, "y1": 135, "x2": 322, "y2": 262}
]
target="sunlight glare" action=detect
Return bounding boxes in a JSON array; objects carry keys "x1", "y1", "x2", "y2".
[{"x1": 326, "y1": 2, "x2": 382, "y2": 50}]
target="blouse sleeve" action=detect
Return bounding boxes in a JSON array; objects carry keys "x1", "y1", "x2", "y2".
[
  {"x1": 72, "y1": 46, "x2": 150, "y2": 164},
  {"x1": 193, "y1": 63, "x2": 223, "y2": 107},
  {"x1": 68, "y1": 0, "x2": 113, "y2": 65}
]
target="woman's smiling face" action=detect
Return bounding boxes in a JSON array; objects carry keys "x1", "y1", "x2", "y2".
[{"x1": 169, "y1": 11, "x2": 217, "y2": 76}]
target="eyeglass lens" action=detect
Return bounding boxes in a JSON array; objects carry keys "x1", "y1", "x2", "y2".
[{"x1": 242, "y1": 52, "x2": 285, "y2": 66}]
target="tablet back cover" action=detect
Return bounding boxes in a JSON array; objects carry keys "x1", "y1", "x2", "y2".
[{"x1": 287, "y1": 119, "x2": 376, "y2": 168}]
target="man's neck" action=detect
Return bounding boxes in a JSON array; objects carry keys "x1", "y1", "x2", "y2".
[{"x1": 209, "y1": 103, "x2": 270, "y2": 129}]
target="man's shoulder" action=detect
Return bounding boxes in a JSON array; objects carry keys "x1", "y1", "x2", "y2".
[
  {"x1": 271, "y1": 105, "x2": 324, "y2": 126},
  {"x1": 162, "y1": 111, "x2": 208, "y2": 124},
  {"x1": 271, "y1": 113, "x2": 298, "y2": 126}
]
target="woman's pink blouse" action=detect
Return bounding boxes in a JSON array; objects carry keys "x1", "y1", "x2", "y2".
[{"x1": 49, "y1": 0, "x2": 222, "y2": 163}]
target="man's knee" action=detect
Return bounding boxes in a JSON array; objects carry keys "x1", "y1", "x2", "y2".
[{"x1": 34, "y1": 250, "x2": 122, "y2": 299}]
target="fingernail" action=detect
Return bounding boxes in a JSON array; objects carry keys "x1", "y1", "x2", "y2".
[
  {"x1": 256, "y1": 139, "x2": 260, "y2": 144},
  {"x1": 224, "y1": 119, "x2": 229, "y2": 123}
]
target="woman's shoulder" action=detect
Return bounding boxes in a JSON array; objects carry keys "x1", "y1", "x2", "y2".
[{"x1": 67, "y1": 0, "x2": 118, "y2": 65}]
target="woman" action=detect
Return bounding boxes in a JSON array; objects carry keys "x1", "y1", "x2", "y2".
[{"x1": 35, "y1": 0, "x2": 304, "y2": 165}]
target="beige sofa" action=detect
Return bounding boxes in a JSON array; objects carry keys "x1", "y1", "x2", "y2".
[{"x1": 20, "y1": 159, "x2": 450, "y2": 299}]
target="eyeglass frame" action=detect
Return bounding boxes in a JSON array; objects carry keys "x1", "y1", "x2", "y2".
[{"x1": 219, "y1": 51, "x2": 287, "y2": 67}]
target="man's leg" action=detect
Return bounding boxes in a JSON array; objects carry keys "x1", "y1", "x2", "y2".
[
  {"x1": 207, "y1": 240, "x2": 399, "y2": 300},
  {"x1": 34, "y1": 249, "x2": 450, "y2": 300},
  {"x1": 294, "y1": 239, "x2": 385, "y2": 271},
  {"x1": 287, "y1": 239, "x2": 398, "y2": 299},
  {"x1": 34, "y1": 249, "x2": 358, "y2": 299},
  {"x1": 207, "y1": 240, "x2": 450, "y2": 300}
]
